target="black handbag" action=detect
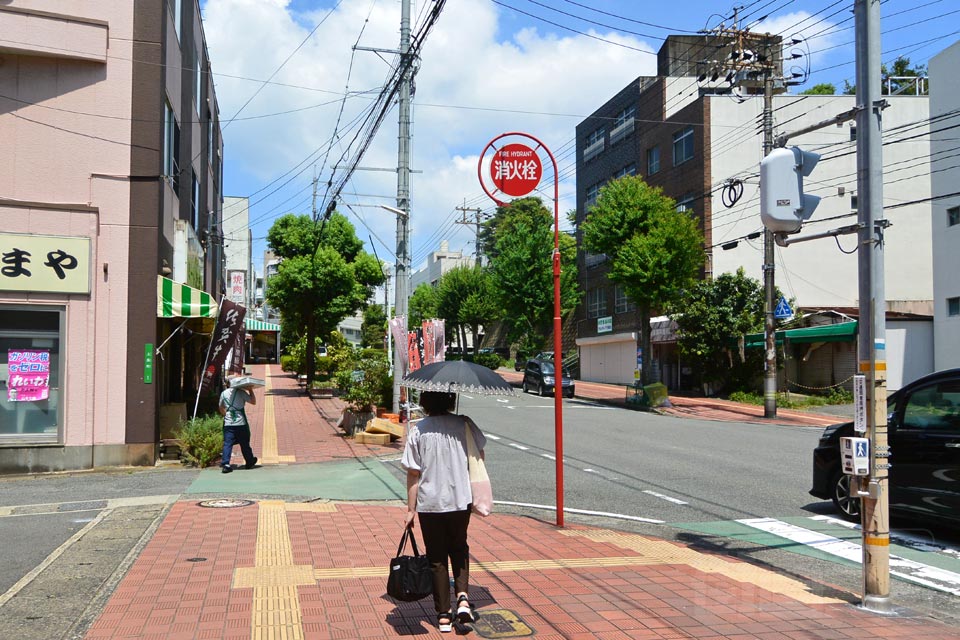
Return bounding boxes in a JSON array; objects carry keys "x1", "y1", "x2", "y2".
[{"x1": 386, "y1": 528, "x2": 433, "y2": 602}]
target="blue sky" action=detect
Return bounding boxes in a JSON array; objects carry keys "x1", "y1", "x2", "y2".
[{"x1": 200, "y1": 0, "x2": 957, "y2": 275}]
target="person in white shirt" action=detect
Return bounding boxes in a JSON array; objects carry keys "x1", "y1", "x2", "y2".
[
  {"x1": 401, "y1": 391, "x2": 486, "y2": 632},
  {"x1": 218, "y1": 378, "x2": 258, "y2": 473}
]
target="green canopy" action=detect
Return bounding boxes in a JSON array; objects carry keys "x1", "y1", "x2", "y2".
[{"x1": 743, "y1": 321, "x2": 857, "y2": 348}]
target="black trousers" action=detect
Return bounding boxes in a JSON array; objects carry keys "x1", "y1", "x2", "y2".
[{"x1": 418, "y1": 508, "x2": 471, "y2": 614}]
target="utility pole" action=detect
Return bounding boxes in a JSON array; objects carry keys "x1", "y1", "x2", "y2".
[
  {"x1": 454, "y1": 201, "x2": 484, "y2": 264},
  {"x1": 392, "y1": 0, "x2": 413, "y2": 414},
  {"x1": 761, "y1": 39, "x2": 778, "y2": 419},
  {"x1": 700, "y1": 10, "x2": 783, "y2": 417},
  {"x1": 855, "y1": 0, "x2": 890, "y2": 612}
]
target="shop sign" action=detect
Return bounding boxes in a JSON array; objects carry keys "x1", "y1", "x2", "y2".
[
  {"x1": 0, "y1": 233, "x2": 90, "y2": 294},
  {"x1": 144, "y1": 344, "x2": 154, "y2": 384},
  {"x1": 7, "y1": 349, "x2": 50, "y2": 401},
  {"x1": 229, "y1": 270, "x2": 246, "y2": 303},
  {"x1": 199, "y1": 299, "x2": 246, "y2": 394},
  {"x1": 597, "y1": 316, "x2": 613, "y2": 333}
]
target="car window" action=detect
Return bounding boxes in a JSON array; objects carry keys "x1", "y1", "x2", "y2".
[
  {"x1": 541, "y1": 362, "x2": 554, "y2": 375},
  {"x1": 901, "y1": 381, "x2": 960, "y2": 431}
]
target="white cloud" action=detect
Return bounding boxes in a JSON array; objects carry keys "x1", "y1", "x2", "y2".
[{"x1": 202, "y1": 0, "x2": 658, "y2": 271}]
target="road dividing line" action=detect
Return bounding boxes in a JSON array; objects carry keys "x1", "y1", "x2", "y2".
[
  {"x1": 508, "y1": 443, "x2": 529, "y2": 450},
  {"x1": 541, "y1": 453, "x2": 555, "y2": 460},
  {"x1": 486, "y1": 434, "x2": 501, "y2": 440},
  {"x1": 642, "y1": 490, "x2": 689, "y2": 505},
  {"x1": 738, "y1": 517, "x2": 960, "y2": 596},
  {"x1": 495, "y1": 500, "x2": 665, "y2": 524}
]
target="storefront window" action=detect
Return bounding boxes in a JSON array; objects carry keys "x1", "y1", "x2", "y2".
[{"x1": 0, "y1": 307, "x2": 63, "y2": 442}]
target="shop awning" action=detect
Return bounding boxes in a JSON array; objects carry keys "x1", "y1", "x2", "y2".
[
  {"x1": 245, "y1": 318, "x2": 281, "y2": 332},
  {"x1": 157, "y1": 275, "x2": 218, "y2": 318},
  {"x1": 743, "y1": 321, "x2": 857, "y2": 348}
]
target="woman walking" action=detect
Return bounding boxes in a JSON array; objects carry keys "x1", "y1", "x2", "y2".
[{"x1": 401, "y1": 391, "x2": 486, "y2": 633}]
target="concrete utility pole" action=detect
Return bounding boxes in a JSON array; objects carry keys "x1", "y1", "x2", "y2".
[
  {"x1": 454, "y1": 202, "x2": 485, "y2": 263},
  {"x1": 761, "y1": 41, "x2": 778, "y2": 419},
  {"x1": 854, "y1": 0, "x2": 890, "y2": 611},
  {"x1": 392, "y1": 0, "x2": 413, "y2": 414}
]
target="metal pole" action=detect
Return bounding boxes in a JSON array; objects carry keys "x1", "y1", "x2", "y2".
[
  {"x1": 392, "y1": 0, "x2": 412, "y2": 414},
  {"x1": 762, "y1": 42, "x2": 778, "y2": 419},
  {"x1": 550, "y1": 153, "x2": 564, "y2": 529},
  {"x1": 855, "y1": 0, "x2": 890, "y2": 611}
]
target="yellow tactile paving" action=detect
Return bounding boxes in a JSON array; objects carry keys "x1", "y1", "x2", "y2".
[
  {"x1": 560, "y1": 529, "x2": 844, "y2": 604},
  {"x1": 235, "y1": 500, "x2": 313, "y2": 640},
  {"x1": 284, "y1": 502, "x2": 339, "y2": 513},
  {"x1": 260, "y1": 365, "x2": 296, "y2": 465}
]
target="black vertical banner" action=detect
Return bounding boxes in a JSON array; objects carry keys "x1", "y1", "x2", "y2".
[{"x1": 200, "y1": 299, "x2": 246, "y2": 394}]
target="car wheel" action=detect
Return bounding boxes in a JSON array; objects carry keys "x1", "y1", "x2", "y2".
[
  {"x1": 565, "y1": 389, "x2": 574, "y2": 399},
  {"x1": 831, "y1": 471, "x2": 861, "y2": 521},
  {"x1": 522, "y1": 381, "x2": 528, "y2": 394},
  {"x1": 538, "y1": 383, "x2": 545, "y2": 397}
]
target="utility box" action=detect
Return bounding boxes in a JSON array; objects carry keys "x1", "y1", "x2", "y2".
[{"x1": 840, "y1": 436, "x2": 870, "y2": 476}]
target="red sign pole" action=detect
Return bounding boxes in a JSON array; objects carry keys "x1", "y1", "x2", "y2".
[{"x1": 479, "y1": 132, "x2": 564, "y2": 528}]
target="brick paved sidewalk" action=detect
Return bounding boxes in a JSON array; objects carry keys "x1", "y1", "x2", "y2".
[{"x1": 85, "y1": 500, "x2": 958, "y2": 640}]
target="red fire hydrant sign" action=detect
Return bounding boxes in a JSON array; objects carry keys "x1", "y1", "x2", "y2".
[{"x1": 490, "y1": 143, "x2": 542, "y2": 197}]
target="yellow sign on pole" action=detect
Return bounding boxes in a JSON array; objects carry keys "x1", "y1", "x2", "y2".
[{"x1": 0, "y1": 233, "x2": 91, "y2": 294}]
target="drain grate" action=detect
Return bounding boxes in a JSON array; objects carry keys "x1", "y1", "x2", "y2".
[{"x1": 197, "y1": 499, "x2": 255, "y2": 508}]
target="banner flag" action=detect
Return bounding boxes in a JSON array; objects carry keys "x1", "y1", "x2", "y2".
[{"x1": 200, "y1": 299, "x2": 246, "y2": 394}]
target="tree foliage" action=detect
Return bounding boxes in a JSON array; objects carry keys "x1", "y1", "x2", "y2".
[
  {"x1": 799, "y1": 83, "x2": 836, "y2": 95},
  {"x1": 408, "y1": 282, "x2": 439, "y2": 330},
  {"x1": 265, "y1": 213, "x2": 384, "y2": 384},
  {"x1": 667, "y1": 268, "x2": 765, "y2": 391},
  {"x1": 581, "y1": 176, "x2": 704, "y2": 384},
  {"x1": 361, "y1": 303, "x2": 387, "y2": 349},
  {"x1": 485, "y1": 197, "x2": 580, "y2": 352},
  {"x1": 437, "y1": 265, "x2": 500, "y2": 355}
]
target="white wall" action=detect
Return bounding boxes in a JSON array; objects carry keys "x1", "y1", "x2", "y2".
[
  {"x1": 709, "y1": 94, "x2": 932, "y2": 309},
  {"x1": 929, "y1": 40, "x2": 960, "y2": 371},
  {"x1": 885, "y1": 320, "x2": 934, "y2": 391}
]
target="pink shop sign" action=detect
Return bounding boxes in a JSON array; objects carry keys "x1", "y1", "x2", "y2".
[{"x1": 7, "y1": 349, "x2": 50, "y2": 402}]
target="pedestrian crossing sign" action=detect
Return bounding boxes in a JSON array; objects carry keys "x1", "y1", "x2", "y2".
[{"x1": 774, "y1": 296, "x2": 793, "y2": 320}]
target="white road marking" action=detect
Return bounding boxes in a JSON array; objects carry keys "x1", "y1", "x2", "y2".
[
  {"x1": 642, "y1": 490, "x2": 689, "y2": 505},
  {"x1": 583, "y1": 468, "x2": 597, "y2": 473},
  {"x1": 541, "y1": 454, "x2": 556, "y2": 460},
  {"x1": 739, "y1": 517, "x2": 960, "y2": 597},
  {"x1": 495, "y1": 500, "x2": 664, "y2": 524},
  {"x1": 485, "y1": 434, "x2": 502, "y2": 440},
  {"x1": 811, "y1": 515, "x2": 960, "y2": 558},
  {"x1": 508, "y1": 443, "x2": 529, "y2": 450}
]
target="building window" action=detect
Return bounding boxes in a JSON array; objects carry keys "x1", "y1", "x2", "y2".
[
  {"x1": 171, "y1": 0, "x2": 181, "y2": 42},
  {"x1": 647, "y1": 146, "x2": 660, "y2": 175},
  {"x1": 163, "y1": 100, "x2": 180, "y2": 193},
  {"x1": 207, "y1": 109, "x2": 214, "y2": 165},
  {"x1": 948, "y1": 206, "x2": 960, "y2": 227},
  {"x1": 584, "y1": 128, "x2": 605, "y2": 162},
  {"x1": 849, "y1": 126, "x2": 857, "y2": 142},
  {"x1": 191, "y1": 174, "x2": 200, "y2": 230},
  {"x1": 610, "y1": 106, "x2": 636, "y2": 144},
  {"x1": 676, "y1": 193, "x2": 695, "y2": 213},
  {"x1": 0, "y1": 306, "x2": 64, "y2": 443},
  {"x1": 615, "y1": 284, "x2": 635, "y2": 314},
  {"x1": 615, "y1": 163, "x2": 636, "y2": 179},
  {"x1": 195, "y1": 50, "x2": 203, "y2": 108},
  {"x1": 672, "y1": 126, "x2": 694, "y2": 165},
  {"x1": 585, "y1": 182, "x2": 602, "y2": 207},
  {"x1": 851, "y1": 194, "x2": 858, "y2": 210},
  {"x1": 949, "y1": 297, "x2": 960, "y2": 317},
  {"x1": 587, "y1": 287, "x2": 607, "y2": 319}
]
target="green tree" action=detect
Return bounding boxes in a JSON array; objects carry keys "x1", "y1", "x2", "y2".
[
  {"x1": 266, "y1": 213, "x2": 384, "y2": 385},
  {"x1": 799, "y1": 82, "x2": 836, "y2": 95},
  {"x1": 408, "y1": 282, "x2": 439, "y2": 330},
  {"x1": 360, "y1": 303, "x2": 387, "y2": 349},
  {"x1": 581, "y1": 176, "x2": 704, "y2": 385},
  {"x1": 667, "y1": 268, "x2": 765, "y2": 392},
  {"x1": 436, "y1": 265, "x2": 499, "y2": 355},
  {"x1": 486, "y1": 197, "x2": 580, "y2": 353}
]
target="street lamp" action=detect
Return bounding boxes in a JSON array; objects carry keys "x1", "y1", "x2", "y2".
[{"x1": 381, "y1": 204, "x2": 410, "y2": 414}]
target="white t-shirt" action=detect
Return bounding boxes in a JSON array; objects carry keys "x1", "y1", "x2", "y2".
[
  {"x1": 401, "y1": 413, "x2": 487, "y2": 513},
  {"x1": 219, "y1": 388, "x2": 252, "y2": 427}
]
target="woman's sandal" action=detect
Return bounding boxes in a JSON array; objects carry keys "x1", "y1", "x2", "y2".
[
  {"x1": 456, "y1": 594, "x2": 475, "y2": 623},
  {"x1": 437, "y1": 611, "x2": 453, "y2": 633}
]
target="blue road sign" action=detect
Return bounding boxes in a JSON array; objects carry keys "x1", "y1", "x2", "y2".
[{"x1": 774, "y1": 296, "x2": 793, "y2": 319}]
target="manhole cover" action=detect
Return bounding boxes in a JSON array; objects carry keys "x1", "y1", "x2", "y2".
[
  {"x1": 470, "y1": 609, "x2": 534, "y2": 638},
  {"x1": 197, "y1": 499, "x2": 255, "y2": 508}
]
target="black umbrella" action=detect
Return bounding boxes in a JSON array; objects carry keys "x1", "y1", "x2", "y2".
[{"x1": 401, "y1": 360, "x2": 516, "y2": 396}]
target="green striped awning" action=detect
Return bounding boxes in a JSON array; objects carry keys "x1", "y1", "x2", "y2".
[
  {"x1": 157, "y1": 275, "x2": 218, "y2": 318},
  {"x1": 245, "y1": 318, "x2": 281, "y2": 332}
]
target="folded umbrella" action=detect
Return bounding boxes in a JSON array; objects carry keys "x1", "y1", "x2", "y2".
[{"x1": 401, "y1": 360, "x2": 515, "y2": 396}]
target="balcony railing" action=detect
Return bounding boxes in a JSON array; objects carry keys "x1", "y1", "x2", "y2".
[
  {"x1": 583, "y1": 138, "x2": 605, "y2": 162},
  {"x1": 610, "y1": 117, "x2": 635, "y2": 144}
]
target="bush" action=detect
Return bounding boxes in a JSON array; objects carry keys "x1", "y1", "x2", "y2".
[
  {"x1": 471, "y1": 352, "x2": 503, "y2": 370},
  {"x1": 335, "y1": 351, "x2": 392, "y2": 412},
  {"x1": 174, "y1": 414, "x2": 223, "y2": 468},
  {"x1": 826, "y1": 387, "x2": 854, "y2": 404},
  {"x1": 280, "y1": 354, "x2": 296, "y2": 373},
  {"x1": 728, "y1": 390, "x2": 763, "y2": 405}
]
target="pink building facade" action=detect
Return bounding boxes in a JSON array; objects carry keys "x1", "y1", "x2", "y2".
[{"x1": 0, "y1": 0, "x2": 224, "y2": 472}]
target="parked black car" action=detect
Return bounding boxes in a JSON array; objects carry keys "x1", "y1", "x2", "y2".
[
  {"x1": 810, "y1": 368, "x2": 960, "y2": 527},
  {"x1": 521, "y1": 358, "x2": 575, "y2": 398}
]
